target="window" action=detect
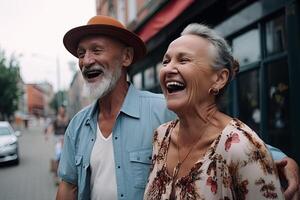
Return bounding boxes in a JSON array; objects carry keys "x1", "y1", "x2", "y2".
[
  {"x1": 156, "y1": 62, "x2": 163, "y2": 82},
  {"x1": 232, "y1": 29, "x2": 261, "y2": 66},
  {"x1": 144, "y1": 66, "x2": 155, "y2": 88},
  {"x1": 237, "y1": 69, "x2": 260, "y2": 133},
  {"x1": 117, "y1": 0, "x2": 125, "y2": 24},
  {"x1": 266, "y1": 15, "x2": 287, "y2": 55},
  {"x1": 128, "y1": 0, "x2": 137, "y2": 23},
  {"x1": 267, "y1": 59, "x2": 290, "y2": 153},
  {"x1": 133, "y1": 72, "x2": 142, "y2": 89}
]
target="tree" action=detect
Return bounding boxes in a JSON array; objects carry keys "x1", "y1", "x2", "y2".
[
  {"x1": 0, "y1": 50, "x2": 21, "y2": 120},
  {"x1": 50, "y1": 90, "x2": 68, "y2": 112}
]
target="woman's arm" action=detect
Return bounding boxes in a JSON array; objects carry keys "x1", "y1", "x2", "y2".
[{"x1": 228, "y1": 126, "x2": 285, "y2": 199}]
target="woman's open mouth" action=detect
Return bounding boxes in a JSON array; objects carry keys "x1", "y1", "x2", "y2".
[{"x1": 166, "y1": 81, "x2": 186, "y2": 93}]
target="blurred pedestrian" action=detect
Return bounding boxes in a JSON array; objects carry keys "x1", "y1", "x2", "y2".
[{"x1": 47, "y1": 105, "x2": 69, "y2": 184}]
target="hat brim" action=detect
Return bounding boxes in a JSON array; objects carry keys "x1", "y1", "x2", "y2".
[{"x1": 63, "y1": 24, "x2": 146, "y2": 64}]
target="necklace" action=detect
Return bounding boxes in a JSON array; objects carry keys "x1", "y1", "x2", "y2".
[
  {"x1": 172, "y1": 123, "x2": 208, "y2": 180},
  {"x1": 171, "y1": 104, "x2": 217, "y2": 180}
]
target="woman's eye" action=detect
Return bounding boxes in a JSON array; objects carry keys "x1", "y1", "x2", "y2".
[
  {"x1": 162, "y1": 60, "x2": 169, "y2": 66},
  {"x1": 180, "y1": 58, "x2": 189, "y2": 63}
]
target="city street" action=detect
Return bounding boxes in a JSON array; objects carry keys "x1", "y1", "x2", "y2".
[{"x1": 0, "y1": 122, "x2": 57, "y2": 200}]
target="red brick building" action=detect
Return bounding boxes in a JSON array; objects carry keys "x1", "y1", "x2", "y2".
[{"x1": 26, "y1": 84, "x2": 45, "y2": 117}]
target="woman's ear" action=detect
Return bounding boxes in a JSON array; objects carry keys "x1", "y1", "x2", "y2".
[
  {"x1": 215, "y1": 68, "x2": 230, "y2": 90},
  {"x1": 122, "y1": 47, "x2": 134, "y2": 67}
]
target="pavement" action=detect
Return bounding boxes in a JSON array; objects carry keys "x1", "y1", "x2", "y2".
[{"x1": 0, "y1": 121, "x2": 57, "y2": 200}]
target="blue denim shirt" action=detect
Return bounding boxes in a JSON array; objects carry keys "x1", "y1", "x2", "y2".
[
  {"x1": 58, "y1": 84, "x2": 175, "y2": 200},
  {"x1": 58, "y1": 84, "x2": 285, "y2": 200}
]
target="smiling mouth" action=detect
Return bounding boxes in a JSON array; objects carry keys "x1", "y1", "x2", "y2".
[
  {"x1": 83, "y1": 69, "x2": 103, "y2": 79},
  {"x1": 166, "y1": 81, "x2": 186, "y2": 93}
]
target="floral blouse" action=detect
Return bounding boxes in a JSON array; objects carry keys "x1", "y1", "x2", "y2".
[{"x1": 144, "y1": 119, "x2": 284, "y2": 200}]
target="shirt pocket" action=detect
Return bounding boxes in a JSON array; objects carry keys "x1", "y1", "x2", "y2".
[
  {"x1": 129, "y1": 148, "x2": 153, "y2": 189},
  {"x1": 75, "y1": 155, "x2": 83, "y2": 183}
]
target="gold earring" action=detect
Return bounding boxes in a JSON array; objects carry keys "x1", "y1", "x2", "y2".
[{"x1": 208, "y1": 87, "x2": 219, "y2": 96}]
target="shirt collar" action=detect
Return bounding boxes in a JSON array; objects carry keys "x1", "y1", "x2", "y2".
[
  {"x1": 120, "y1": 83, "x2": 140, "y2": 118},
  {"x1": 85, "y1": 100, "x2": 99, "y2": 126},
  {"x1": 85, "y1": 83, "x2": 140, "y2": 125}
]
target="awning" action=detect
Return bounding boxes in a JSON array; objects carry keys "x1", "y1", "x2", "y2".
[{"x1": 138, "y1": 0, "x2": 194, "y2": 43}]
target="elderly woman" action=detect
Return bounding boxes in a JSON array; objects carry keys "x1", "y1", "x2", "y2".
[{"x1": 144, "y1": 23, "x2": 285, "y2": 199}]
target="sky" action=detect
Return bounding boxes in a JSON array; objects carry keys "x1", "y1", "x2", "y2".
[{"x1": 0, "y1": 0, "x2": 96, "y2": 91}]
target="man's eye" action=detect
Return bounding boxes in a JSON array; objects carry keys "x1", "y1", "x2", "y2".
[
  {"x1": 77, "y1": 51, "x2": 85, "y2": 58},
  {"x1": 93, "y1": 48, "x2": 103, "y2": 53}
]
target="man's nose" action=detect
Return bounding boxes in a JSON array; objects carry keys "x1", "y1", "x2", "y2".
[{"x1": 82, "y1": 51, "x2": 96, "y2": 68}]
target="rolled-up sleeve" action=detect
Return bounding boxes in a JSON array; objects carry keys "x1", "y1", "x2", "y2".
[
  {"x1": 58, "y1": 126, "x2": 77, "y2": 185},
  {"x1": 266, "y1": 144, "x2": 287, "y2": 161}
]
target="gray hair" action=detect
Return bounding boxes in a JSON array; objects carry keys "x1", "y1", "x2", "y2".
[
  {"x1": 181, "y1": 23, "x2": 239, "y2": 104},
  {"x1": 181, "y1": 23, "x2": 238, "y2": 81}
]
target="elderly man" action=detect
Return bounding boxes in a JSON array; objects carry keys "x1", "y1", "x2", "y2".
[{"x1": 56, "y1": 15, "x2": 299, "y2": 200}]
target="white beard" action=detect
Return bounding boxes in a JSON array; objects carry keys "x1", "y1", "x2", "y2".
[{"x1": 82, "y1": 64, "x2": 122, "y2": 100}]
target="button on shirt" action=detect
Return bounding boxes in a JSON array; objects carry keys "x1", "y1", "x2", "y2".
[
  {"x1": 90, "y1": 126, "x2": 117, "y2": 200},
  {"x1": 58, "y1": 84, "x2": 176, "y2": 200},
  {"x1": 58, "y1": 84, "x2": 286, "y2": 200}
]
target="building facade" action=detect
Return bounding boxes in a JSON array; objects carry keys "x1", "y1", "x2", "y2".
[
  {"x1": 96, "y1": 0, "x2": 300, "y2": 162},
  {"x1": 67, "y1": 71, "x2": 92, "y2": 118},
  {"x1": 26, "y1": 84, "x2": 46, "y2": 117},
  {"x1": 38, "y1": 82, "x2": 55, "y2": 117}
]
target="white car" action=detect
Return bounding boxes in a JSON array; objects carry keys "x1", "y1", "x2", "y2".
[{"x1": 0, "y1": 121, "x2": 20, "y2": 164}]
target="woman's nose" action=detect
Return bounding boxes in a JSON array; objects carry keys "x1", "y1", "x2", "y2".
[{"x1": 165, "y1": 61, "x2": 179, "y2": 74}]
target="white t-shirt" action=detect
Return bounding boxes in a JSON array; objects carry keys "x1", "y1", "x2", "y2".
[{"x1": 90, "y1": 125, "x2": 117, "y2": 200}]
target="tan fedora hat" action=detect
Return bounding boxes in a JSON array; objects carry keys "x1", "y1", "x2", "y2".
[{"x1": 63, "y1": 15, "x2": 146, "y2": 64}]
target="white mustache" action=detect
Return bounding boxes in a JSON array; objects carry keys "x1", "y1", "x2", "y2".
[
  {"x1": 82, "y1": 64, "x2": 105, "y2": 77},
  {"x1": 82, "y1": 64, "x2": 105, "y2": 71}
]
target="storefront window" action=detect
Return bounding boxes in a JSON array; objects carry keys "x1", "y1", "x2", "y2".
[
  {"x1": 218, "y1": 87, "x2": 231, "y2": 115},
  {"x1": 267, "y1": 59, "x2": 290, "y2": 153},
  {"x1": 237, "y1": 69, "x2": 260, "y2": 133},
  {"x1": 156, "y1": 63, "x2": 163, "y2": 82},
  {"x1": 232, "y1": 29, "x2": 261, "y2": 66},
  {"x1": 133, "y1": 72, "x2": 142, "y2": 89},
  {"x1": 144, "y1": 66, "x2": 155, "y2": 88},
  {"x1": 266, "y1": 15, "x2": 287, "y2": 55},
  {"x1": 128, "y1": 0, "x2": 137, "y2": 23}
]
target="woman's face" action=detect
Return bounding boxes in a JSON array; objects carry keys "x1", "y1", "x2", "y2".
[{"x1": 160, "y1": 34, "x2": 218, "y2": 112}]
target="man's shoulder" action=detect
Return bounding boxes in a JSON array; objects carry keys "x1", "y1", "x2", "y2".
[
  {"x1": 68, "y1": 102, "x2": 96, "y2": 128},
  {"x1": 135, "y1": 90, "x2": 176, "y2": 121},
  {"x1": 73, "y1": 103, "x2": 95, "y2": 118},
  {"x1": 137, "y1": 90, "x2": 165, "y2": 101},
  {"x1": 137, "y1": 90, "x2": 169, "y2": 111}
]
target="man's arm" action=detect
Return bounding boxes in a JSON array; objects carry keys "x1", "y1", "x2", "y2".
[
  {"x1": 275, "y1": 157, "x2": 300, "y2": 200},
  {"x1": 267, "y1": 144, "x2": 300, "y2": 199},
  {"x1": 56, "y1": 181, "x2": 78, "y2": 200}
]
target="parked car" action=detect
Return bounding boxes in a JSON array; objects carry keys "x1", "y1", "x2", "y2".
[{"x1": 0, "y1": 121, "x2": 20, "y2": 164}]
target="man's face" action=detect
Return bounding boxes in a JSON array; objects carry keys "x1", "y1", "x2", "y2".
[{"x1": 77, "y1": 35, "x2": 126, "y2": 99}]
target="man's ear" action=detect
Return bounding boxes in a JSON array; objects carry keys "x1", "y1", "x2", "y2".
[
  {"x1": 215, "y1": 68, "x2": 230, "y2": 90},
  {"x1": 122, "y1": 47, "x2": 134, "y2": 67}
]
